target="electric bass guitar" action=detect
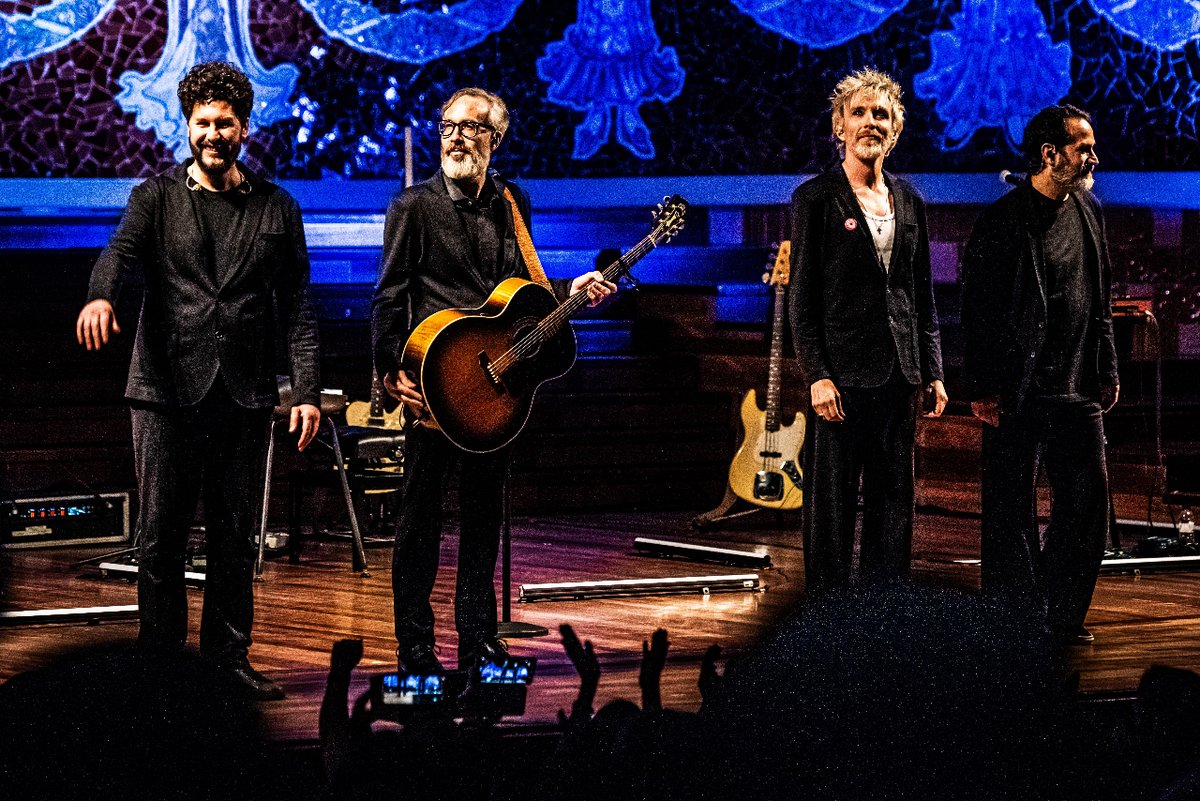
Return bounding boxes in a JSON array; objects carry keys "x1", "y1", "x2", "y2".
[
  {"x1": 401, "y1": 195, "x2": 688, "y2": 453},
  {"x1": 727, "y1": 241, "x2": 805, "y2": 509},
  {"x1": 345, "y1": 369, "x2": 404, "y2": 430}
]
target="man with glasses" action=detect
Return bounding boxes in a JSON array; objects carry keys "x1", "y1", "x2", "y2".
[{"x1": 371, "y1": 88, "x2": 614, "y2": 674}]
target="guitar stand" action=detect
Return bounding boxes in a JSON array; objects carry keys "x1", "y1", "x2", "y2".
[
  {"x1": 496, "y1": 468, "x2": 548, "y2": 640},
  {"x1": 692, "y1": 484, "x2": 768, "y2": 529}
]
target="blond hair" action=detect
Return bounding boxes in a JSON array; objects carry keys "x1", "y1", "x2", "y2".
[{"x1": 830, "y1": 68, "x2": 906, "y2": 157}]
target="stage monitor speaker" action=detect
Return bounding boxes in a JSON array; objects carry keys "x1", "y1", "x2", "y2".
[
  {"x1": 1, "y1": 492, "x2": 131, "y2": 548},
  {"x1": 1165, "y1": 454, "x2": 1200, "y2": 506}
]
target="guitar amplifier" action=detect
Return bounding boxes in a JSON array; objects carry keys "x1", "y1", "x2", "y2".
[{"x1": 1, "y1": 492, "x2": 131, "y2": 549}]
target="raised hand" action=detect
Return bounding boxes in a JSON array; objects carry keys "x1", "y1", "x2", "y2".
[
  {"x1": 639, "y1": 628, "x2": 669, "y2": 711},
  {"x1": 557, "y1": 623, "x2": 600, "y2": 726},
  {"x1": 698, "y1": 644, "x2": 723, "y2": 707}
]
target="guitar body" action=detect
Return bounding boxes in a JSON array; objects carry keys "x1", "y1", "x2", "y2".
[
  {"x1": 402, "y1": 278, "x2": 577, "y2": 453},
  {"x1": 728, "y1": 391, "x2": 805, "y2": 510}
]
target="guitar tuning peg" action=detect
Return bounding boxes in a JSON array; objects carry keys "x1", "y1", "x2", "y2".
[{"x1": 762, "y1": 272, "x2": 771, "y2": 284}]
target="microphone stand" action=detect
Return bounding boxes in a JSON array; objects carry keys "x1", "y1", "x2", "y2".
[{"x1": 496, "y1": 466, "x2": 547, "y2": 639}]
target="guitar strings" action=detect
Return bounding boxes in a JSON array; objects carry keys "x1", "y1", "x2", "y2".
[{"x1": 488, "y1": 231, "x2": 663, "y2": 377}]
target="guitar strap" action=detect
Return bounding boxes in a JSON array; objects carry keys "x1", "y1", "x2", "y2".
[{"x1": 501, "y1": 185, "x2": 553, "y2": 292}]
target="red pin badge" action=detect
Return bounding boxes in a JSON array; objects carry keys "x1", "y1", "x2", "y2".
[{"x1": 844, "y1": 218, "x2": 857, "y2": 231}]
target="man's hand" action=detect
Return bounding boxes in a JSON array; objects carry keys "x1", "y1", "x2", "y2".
[
  {"x1": 1101, "y1": 384, "x2": 1119, "y2": 413},
  {"x1": 76, "y1": 299, "x2": 120, "y2": 351},
  {"x1": 971, "y1": 395, "x2": 1002, "y2": 428},
  {"x1": 923, "y1": 379, "x2": 948, "y2": 418},
  {"x1": 383, "y1": 370, "x2": 425, "y2": 419},
  {"x1": 569, "y1": 271, "x2": 617, "y2": 307},
  {"x1": 810, "y1": 378, "x2": 845, "y2": 422},
  {"x1": 290, "y1": 403, "x2": 320, "y2": 451},
  {"x1": 639, "y1": 628, "x2": 669, "y2": 712}
]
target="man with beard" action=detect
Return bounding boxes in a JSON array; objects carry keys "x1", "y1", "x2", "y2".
[
  {"x1": 371, "y1": 88, "x2": 614, "y2": 673},
  {"x1": 961, "y1": 105, "x2": 1119, "y2": 646},
  {"x1": 75, "y1": 61, "x2": 320, "y2": 699},
  {"x1": 788, "y1": 69, "x2": 946, "y2": 596}
]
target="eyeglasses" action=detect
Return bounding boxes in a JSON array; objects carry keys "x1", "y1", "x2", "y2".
[{"x1": 437, "y1": 119, "x2": 494, "y2": 140}]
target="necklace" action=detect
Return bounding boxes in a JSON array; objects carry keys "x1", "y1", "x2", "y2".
[{"x1": 860, "y1": 210, "x2": 892, "y2": 236}]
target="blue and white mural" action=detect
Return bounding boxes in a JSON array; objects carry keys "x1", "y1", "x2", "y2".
[
  {"x1": 1087, "y1": 0, "x2": 1200, "y2": 50},
  {"x1": 0, "y1": 0, "x2": 117, "y2": 70},
  {"x1": 914, "y1": 0, "x2": 1073, "y2": 150},
  {"x1": 729, "y1": 0, "x2": 910, "y2": 49},
  {"x1": 1, "y1": 0, "x2": 1199, "y2": 176},
  {"x1": 537, "y1": 0, "x2": 684, "y2": 160},
  {"x1": 116, "y1": 0, "x2": 298, "y2": 160}
]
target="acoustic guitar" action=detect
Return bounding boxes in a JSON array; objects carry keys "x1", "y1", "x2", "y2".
[
  {"x1": 727, "y1": 241, "x2": 805, "y2": 510},
  {"x1": 345, "y1": 369, "x2": 404, "y2": 430},
  {"x1": 401, "y1": 195, "x2": 688, "y2": 453}
]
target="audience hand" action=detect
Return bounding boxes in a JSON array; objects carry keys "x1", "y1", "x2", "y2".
[{"x1": 639, "y1": 628, "x2": 669, "y2": 711}]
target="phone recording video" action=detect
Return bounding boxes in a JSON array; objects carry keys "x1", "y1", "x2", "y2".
[
  {"x1": 478, "y1": 656, "x2": 536, "y2": 685},
  {"x1": 381, "y1": 671, "x2": 445, "y2": 705}
]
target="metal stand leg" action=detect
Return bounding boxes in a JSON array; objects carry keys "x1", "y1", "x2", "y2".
[
  {"x1": 496, "y1": 468, "x2": 547, "y2": 639},
  {"x1": 255, "y1": 418, "x2": 277, "y2": 580},
  {"x1": 327, "y1": 418, "x2": 370, "y2": 577}
]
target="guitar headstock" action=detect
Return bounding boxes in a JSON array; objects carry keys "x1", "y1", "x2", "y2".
[
  {"x1": 762, "y1": 240, "x2": 791, "y2": 287},
  {"x1": 651, "y1": 195, "x2": 688, "y2": 243}
]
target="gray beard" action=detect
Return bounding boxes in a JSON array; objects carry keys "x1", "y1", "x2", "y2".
[
  {"x1": 442, "y1": 151, "x2": 484, "y2": 181},
  {"x1": 1052, "y1": 163, "x2": 1094, "y2": 194}
]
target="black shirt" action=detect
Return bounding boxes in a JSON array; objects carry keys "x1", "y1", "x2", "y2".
[
  {"x1": 1030, "y1": 191, "x2": 1097, "y2": 402},
  {"x1": 192, "y1": 184, "x2": 249, "y2": 281},
  {"x1": 444, "y1": 173, "x2": 506, "y2": 284}
]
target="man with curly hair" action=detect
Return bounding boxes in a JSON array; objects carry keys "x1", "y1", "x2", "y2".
[
  {"x1": 788, "y1": 68, "x2": 946, "y2": 596},
  {"x1": 76, "y1": 61, "x2": 321, "y2": 700}
]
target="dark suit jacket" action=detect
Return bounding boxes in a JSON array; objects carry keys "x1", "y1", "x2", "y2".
[
  {"x1": 960, "y1": 181, "x2": 1119, "y2": 412},
  {"x1": 371, "y1": 170, "x2": 533, "y2": 380},
  {"x1": 87, "y1": 162, "x2": 321, "y2": 409},
  {"x1": 788, "y1": 167, "x2": 944, "y2": 390}
]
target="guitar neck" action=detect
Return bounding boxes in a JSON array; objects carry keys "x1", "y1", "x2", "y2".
[
  {"x1": 490, "y1": 235, "x2": 659, "y2": 378},
  {"x1": 369, "y1": 370, "x2": 386, "y2": 419},
  {"x1": 765, "y1": 282, "x2": 785, "y2": 432},
  {"x1": 542, "y1": 234, "x2": 659, "y2": 332}
]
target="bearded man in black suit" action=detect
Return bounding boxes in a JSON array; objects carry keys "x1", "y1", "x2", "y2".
[
  {"x1": 76, "y1": 61, "x2": 321, "y2": 699},
  {"x1": 789, "y1": 68, "x2": 947, "y2": 596},
  {"x1": 962, "y1": 105, "x2": 1119, "y2": 646}
]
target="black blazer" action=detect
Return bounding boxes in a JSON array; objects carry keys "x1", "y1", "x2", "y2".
[
  {"x1": 788, "y1": 167, "x2": 944, "y2": 390},
  {"x1": 960, "y1": 181, "x2": 1118, "y2": 412},
  {"x1": 371, "y1": 169, "x2": 533, "y2": 380},
  {"x1": 87, "y1": 162, "x2": 321, "y2": 409}
]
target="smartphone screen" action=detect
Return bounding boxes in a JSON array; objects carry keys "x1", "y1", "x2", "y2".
[
  {"x1": 380, "y1": 672, "x2": 445, "y2": 705},
  {"x1": 479, "y1": 657, "x2": 536, "y2": 685}
]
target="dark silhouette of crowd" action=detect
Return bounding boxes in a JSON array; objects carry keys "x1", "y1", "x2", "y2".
[{"x1": 3, "y1": 582, "x2": 1200, "y2": 801}]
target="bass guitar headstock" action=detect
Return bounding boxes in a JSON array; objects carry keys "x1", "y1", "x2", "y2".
[
  {"x1": 651, "y1": 195, "x2": 688, "y2": 244},
  {"x1": 762, "y1": 240, "x2": 791, "y2": 287}
]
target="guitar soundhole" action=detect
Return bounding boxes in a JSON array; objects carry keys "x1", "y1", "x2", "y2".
[{"x1": 512, "y1": 317, "x2": 541, "y2": 359}]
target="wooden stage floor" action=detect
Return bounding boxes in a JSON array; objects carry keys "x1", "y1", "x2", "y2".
[{"x1": 3, "y1": 504, "x2": 1200, "y2": 745}]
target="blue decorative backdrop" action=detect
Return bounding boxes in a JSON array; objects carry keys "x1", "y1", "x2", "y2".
[{"x1": 0, "y1": 0, "x2": 1198, "y2": 177}]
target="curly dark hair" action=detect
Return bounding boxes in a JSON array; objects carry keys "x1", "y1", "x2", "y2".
[
  {"x1": 177, "y1": 61, "x2": 254, "y2": 124},
  {"x1": 1021, "y1": 104, "x2": 1092, "y2": 175}
]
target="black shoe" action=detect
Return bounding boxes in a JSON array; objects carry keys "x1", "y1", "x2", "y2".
[
  {"x1": 1053, "y1": 625, "x2": 1095, "y2": 646},
  {"x1": 397, "y1": 642, "x2": 445, "y2": 674},
  {"x1": 224, "y1": 659, "x2": 286, "y2": 701},
  {"x1": 459, "y1": 637, "x2": 509, "y2": 671}
]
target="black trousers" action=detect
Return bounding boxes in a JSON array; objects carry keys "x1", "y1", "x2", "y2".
[
  {"x1": 980, "y1": 399, "x2": 1109, "y2": 630},
  {"x1": 392, "y1": 422, "x2": 512, "y2": 649},
  {"x1": 801, "y1": 374, "x2": 919, "y2": 596},
  {"x1": 129, "y1": 379, "x2": 272, "y2": 660}
]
